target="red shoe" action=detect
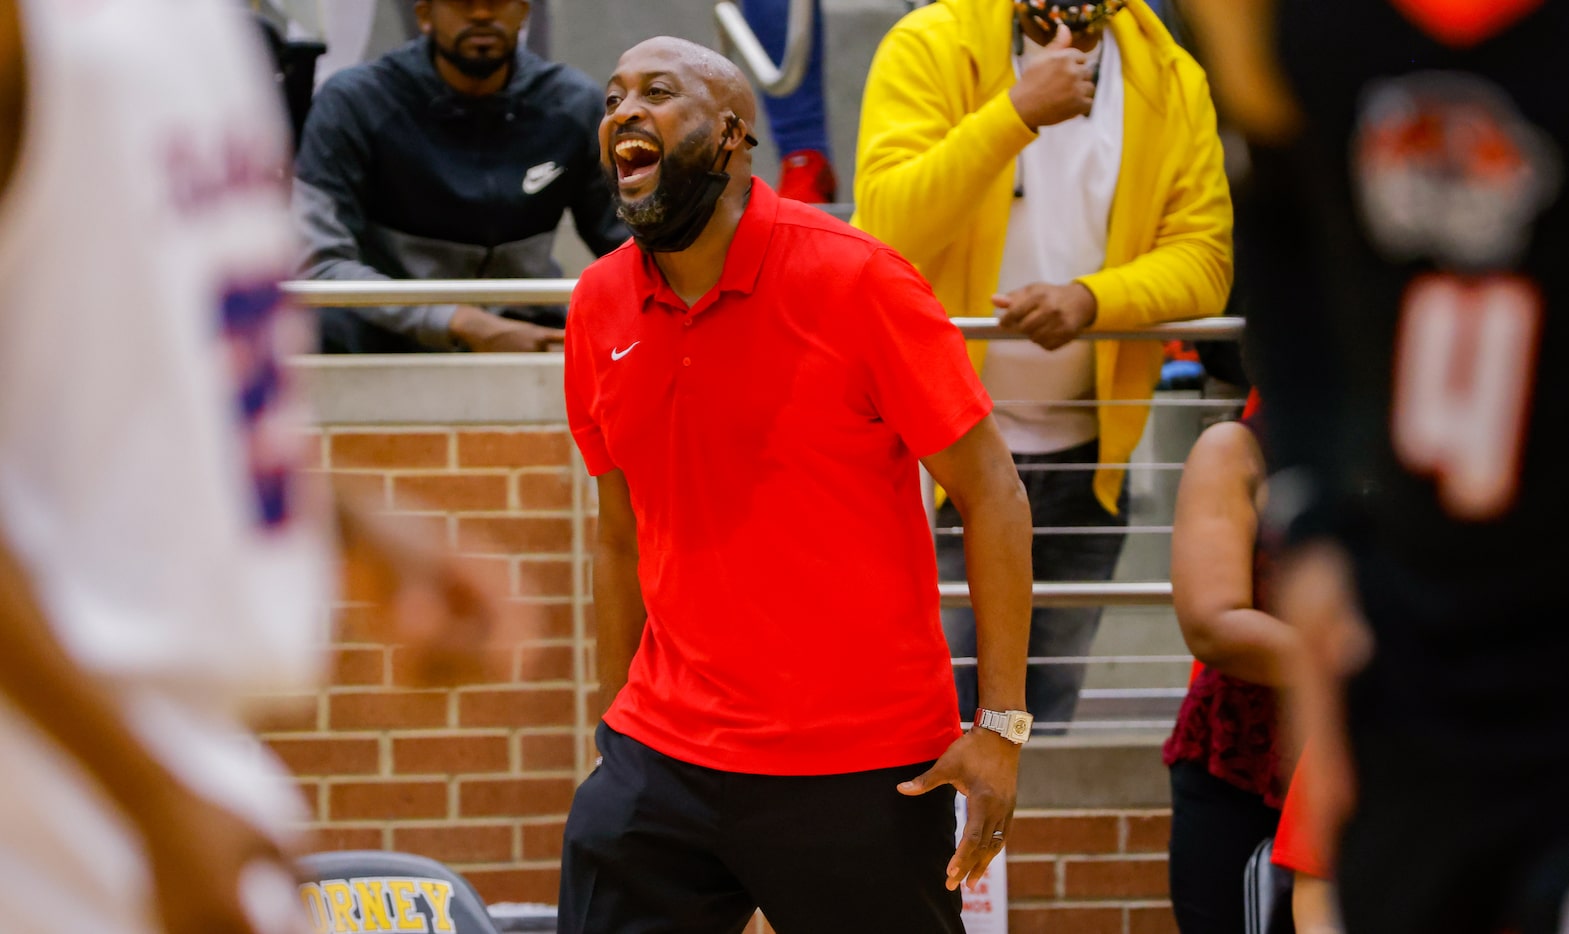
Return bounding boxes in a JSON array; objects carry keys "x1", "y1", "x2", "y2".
[
  {"x1": 1163, "y1": 339, "x2": 1201, "y2": 363},
  {"x1": 777, "y1": 149, "x2": 837, "y2": 203}
]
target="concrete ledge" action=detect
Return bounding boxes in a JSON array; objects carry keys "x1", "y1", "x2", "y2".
[
  {"x1": 1017, "y1": 735, "x2": 1170, "y2": 808},
  {"x1": 291, "y1": 353, "x2": 566, "y2": 425}
]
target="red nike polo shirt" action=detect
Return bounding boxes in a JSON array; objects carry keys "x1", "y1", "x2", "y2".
[{"x1": 564, "y1": 180, "x2": 991, "y2": 775}]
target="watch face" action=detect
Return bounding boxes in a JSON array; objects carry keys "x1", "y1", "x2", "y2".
[{"x1": 978, "y1": 710, "x2": 1033, "y2": 742}]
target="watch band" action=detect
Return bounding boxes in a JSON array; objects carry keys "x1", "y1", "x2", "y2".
[{"x1": 975, "y1": 708, "x2": 1033, "y2": 744}]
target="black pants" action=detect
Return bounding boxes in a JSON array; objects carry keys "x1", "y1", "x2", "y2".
[
  {"x1": 317, "y1": 307, "x2": 434, "y2": 354},
  {"x1": 1168, "y1": 761, "x2": 1281, "y2": 934},
  {"x1": 559, "y1": 724, "x2": 964, "y2": 934}
]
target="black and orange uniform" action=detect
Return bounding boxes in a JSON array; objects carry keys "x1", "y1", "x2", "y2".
[{"x1": 1239, "y1": 1, "x2": 1569, "y2": 931}]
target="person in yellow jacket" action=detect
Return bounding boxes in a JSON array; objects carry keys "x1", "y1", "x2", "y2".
[{"x1": 853, "y1": 0, "x2": 1232, "y2": 731}]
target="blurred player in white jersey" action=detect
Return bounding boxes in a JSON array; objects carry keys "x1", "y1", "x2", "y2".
[{"x1": 0, "y1": 1, "x2": 499, "y2": 931}]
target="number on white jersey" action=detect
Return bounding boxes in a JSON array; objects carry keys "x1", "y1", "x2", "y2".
[
  {"x1": 1391, "y1": 275, "x2": 1541, "y2": 520},
  {"x1": 221, "y1": 278, "x2": 295, "y2": 528}
]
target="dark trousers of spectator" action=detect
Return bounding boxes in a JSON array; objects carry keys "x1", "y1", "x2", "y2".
[
  {"x1": 1167, "y1": 761, "x2": 1281, "y2": 934},
  {"x1": 937, "y1": 438, "x2": 1127, "y2": 731},
  {"x1": 317, "y1": 307, "x2": 433, "y2": 354},
  {"x1": 317, "y1": 306, "x2": 568, "y2": 354},
  {"x1": 558, "y1": 723, "x2": 964, "y2": 934},
  {"x1": 739, "y1": 0, "x2": 829, "y2": 157}
]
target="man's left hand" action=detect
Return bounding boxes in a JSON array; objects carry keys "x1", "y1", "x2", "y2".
[
  {"x1": 898, "y1": 729, "x2": 1022, "y2": 891},
  {"x1": 994, "y1": 281, "x2": 1098, "y2": 350}
]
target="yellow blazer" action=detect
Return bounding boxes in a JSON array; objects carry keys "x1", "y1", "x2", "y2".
[{"x1": 852, "y1": 0, "x2": 1233, "y2": 512}]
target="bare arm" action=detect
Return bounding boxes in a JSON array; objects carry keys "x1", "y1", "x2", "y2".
[
  {"x1": 1, "y1": 0, "x2": 21, "y2": 196},
  {"x1": 0, "y1": 536, "x2": 217, "y2": 827},
  {"x1": 592, "y1": 469, "x2": 646, "y2": 719},
  {"x1": 0, "y1": 535, "x2": 291, "y2": 933},
  {"x1": 1293, "y1": 874, "x2": 1344, "y2": 933},
  {"x1": 921, "y1": 416, "x2": 1032, "y2": 713},
  {"x1": 900, "y1": 415, "x2": 1031, "y2": 892},
  {"x1": 1276, "y1": 542, "x2": 1372, "y2": 890},
  {"x1": 1170, "y1": 420, "x2": 1297, "y2": 685}
]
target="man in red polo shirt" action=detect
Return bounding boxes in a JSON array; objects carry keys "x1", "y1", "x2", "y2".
[{"x1": 558, "y1": 36, "x2": 1035, "y2": 933}]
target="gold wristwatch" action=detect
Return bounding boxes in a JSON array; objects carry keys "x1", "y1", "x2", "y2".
[{"x1": 975, "y1": 708, "x2": 1034, "y2": 744}]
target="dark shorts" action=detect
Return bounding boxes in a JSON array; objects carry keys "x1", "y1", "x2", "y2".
[
  {"x1": 1336, "y1": 556, "x2": 1569, "y2": 934},
  {"x1": 1337, "y1": 683, "x2": 1569, "y2": 934},
  {"x1": 558, "y1": 723, "x2": 964, "y2": 934}
]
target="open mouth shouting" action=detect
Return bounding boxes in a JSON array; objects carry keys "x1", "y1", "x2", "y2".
[{"x1": 613, "y1": 134, "x2": 663, "y2": 193}]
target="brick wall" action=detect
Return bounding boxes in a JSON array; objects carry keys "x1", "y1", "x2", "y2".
[
  {"x1": 1005, "y1": 810, "x2": 1175, "y2": 934},
  {"x1": 261, "y1": 424, "x2": 1177, "y2": 931},
  {"x1": 261, "y1": 425, "x2": 591, "y2": 907}
]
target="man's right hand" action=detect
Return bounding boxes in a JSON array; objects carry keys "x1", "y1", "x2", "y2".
[
  {"x1": 1008, "y1": 25, "x2": 1095, "y2": 130},
  {"x1": 1274, "y1": 542, "x2": 1372, "y2": 874},
  {"x1": 450, "y1": 304, "x2": 564, "y2": 352},
  {"x1": 994, "y1": 280, "x2": 1097, "y2": 350}
]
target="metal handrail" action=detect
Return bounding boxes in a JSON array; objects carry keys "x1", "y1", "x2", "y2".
[
  {"x1": 714, "y1": 0, "x2": 815, "y2": 97},
  {"x1": 951, "y1": 316, "x2": 1245, "y2": 341},
  {"x1": 938, "y1": 581, "x2": 1173, "y2": 608},
  {"x1": 282, "y1": 279, "x2": 576, "y2": 307},
  {"x1": 280, "y1": 280, "x2": 1245, "y2": 341}
]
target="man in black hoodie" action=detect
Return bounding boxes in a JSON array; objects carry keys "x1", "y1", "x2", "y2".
[{"x1": 294, "y1": 0, "x2": 628, "y2": 353}]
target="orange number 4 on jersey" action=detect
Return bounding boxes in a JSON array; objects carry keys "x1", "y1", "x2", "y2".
[{"x1": 1391, "y1": 274, "x2": 1541, "y2": 521}]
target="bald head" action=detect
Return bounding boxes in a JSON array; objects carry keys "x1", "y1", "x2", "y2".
[
  {"x1": 600, "y1": 35, "x2": 760, "y2": 252},
  {"x1": 613, "y1": 36, "x2": 757, "y2": 129}
]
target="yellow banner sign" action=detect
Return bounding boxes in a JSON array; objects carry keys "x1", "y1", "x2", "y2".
[{"x1": 298, "y1": 877, "x2": 457, "y2": 933}]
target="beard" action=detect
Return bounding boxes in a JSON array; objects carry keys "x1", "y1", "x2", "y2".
[
  {"x1": 602, "y1": 124, "x2": 719, "y2": 228},
  {"x1": 433, "y1": 27, "x2": 516, "y2": 80}
]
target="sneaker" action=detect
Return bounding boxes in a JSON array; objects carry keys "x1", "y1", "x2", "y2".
[
  {"x1": 777, "y1": 149, "x2": 837, "y2": 203},
  {"x1": 1158, "y1": 359, "x2": 1207, "y2": 391},
  {"x1": 1163, "y1": 339, "x2": 1201, "y2": 363}
]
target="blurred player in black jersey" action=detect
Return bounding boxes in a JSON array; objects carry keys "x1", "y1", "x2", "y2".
[{"x1": 1178, "y1": 0, "x2": 1569, "y2": 932}]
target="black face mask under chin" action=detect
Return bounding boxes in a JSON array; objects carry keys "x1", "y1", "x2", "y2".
[{"x1": 627, "y1": 141, "x2": 741, "y2": 254}]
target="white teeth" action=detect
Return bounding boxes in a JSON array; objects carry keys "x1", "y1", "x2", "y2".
[{"x1": 614, "y1": 139, "x2": 660, "y2": 158}]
